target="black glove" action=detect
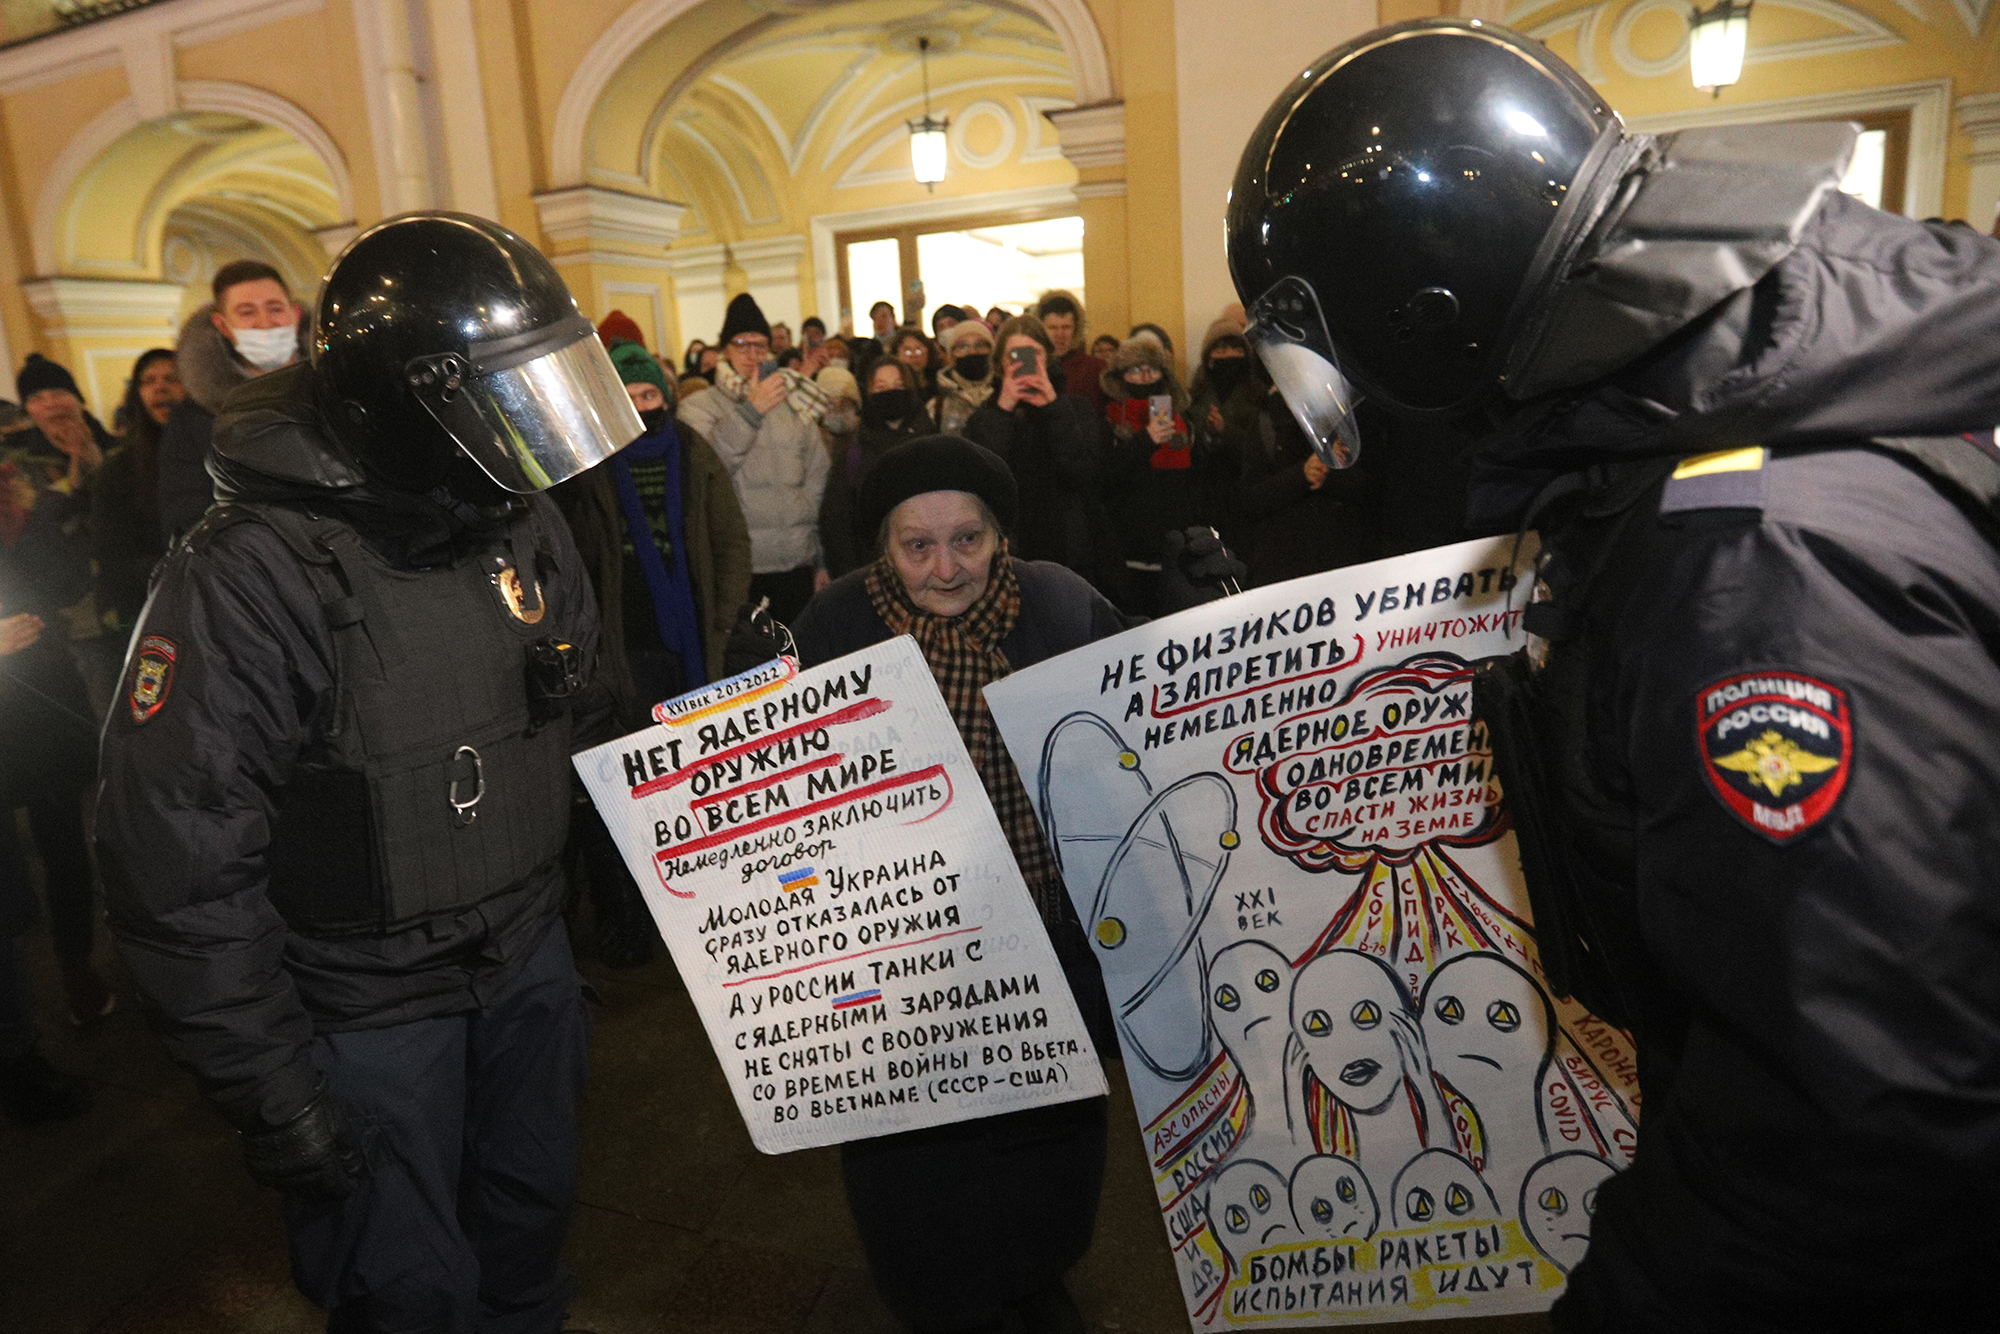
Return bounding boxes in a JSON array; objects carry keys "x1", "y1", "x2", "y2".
[
  {"x1": 1156, "y1": 527, "x2": 1248, "y2": 612},
  {"x1": 239, "y1": 1082, "x2": 369, "y2": 1200},
  {"x1": 722, "y1": 599, "x2": 793, "y2": 676}
]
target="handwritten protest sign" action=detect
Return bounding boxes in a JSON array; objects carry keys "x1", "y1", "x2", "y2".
[
  {"x1": 575, "y1": 634, "x2": 1107, "y2": 1154},
  {"x1": 985, "y1": 537, "x2": 1640, "y2": 1327}
]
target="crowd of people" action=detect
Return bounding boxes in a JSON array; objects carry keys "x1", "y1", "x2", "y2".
[
  {"x1": 0, "y1": 253, "x2": 1446, "y2": 1333},
  {"x1": 0, "y1": 265, "x2": 1480, "y2": 1125}
]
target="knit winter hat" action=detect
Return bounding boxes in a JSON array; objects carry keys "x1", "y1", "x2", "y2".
[
  {"x1": 858, "y1": 435, "x2": 1018, "y2": 540},
  {"x1": 597, "y1": 309, "x2": 646, "y2": 348},
  {"x1": 17, "y1": 353, "x2": 80, "y2": 401},
  {"x1": 942, "y1": 319, "x2": 993, "y2": 353},
  {"x1": 718, "y1": 292, "x2": 771, "y2": 345},
  {"x1": 607, "y1": 339, "x2": 670, "y2": 397}
]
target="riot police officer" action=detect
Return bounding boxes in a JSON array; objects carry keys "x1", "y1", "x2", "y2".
[
  {"x1": 97, "y1": 214, "x2": 641, "y2": 1331},
  {"x1": 1228, "y1": 19, "x2": 2000, "y2": 1329}
]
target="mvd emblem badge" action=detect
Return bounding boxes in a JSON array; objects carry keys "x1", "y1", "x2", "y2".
[
  {"x1": 1697, "y1": 670, "x2": 1850, "y2": 842},
  {"x1": 128, "y1": 634, "x2": 177, "y2": 725}
]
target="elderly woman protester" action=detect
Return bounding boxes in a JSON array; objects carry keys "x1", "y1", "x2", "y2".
[
  {"x1": 678, "y1": 293, "x2": 835, "y2": 624},
  {"x1": 791, "y1": 436, "x2": 1124, "y2": 1334}
]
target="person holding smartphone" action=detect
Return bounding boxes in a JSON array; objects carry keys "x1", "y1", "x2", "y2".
[
  {"x1": 677, "y1": 293, "x2": 835, "y2": 623},
  {"x1": 1097, "y1": 335, "x2": 1228, "y2": 615},
  {"x1": 960, "y1": 315, "x2": 1122, "y2": 605}
]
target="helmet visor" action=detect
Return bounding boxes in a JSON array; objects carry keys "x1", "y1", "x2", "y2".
[
  {"x1": 1245, "y1": 276, "x2": 1362, "y2": 469},
  {"x1": 411, "y1": 318, "x2": 644, "y2": 493}
]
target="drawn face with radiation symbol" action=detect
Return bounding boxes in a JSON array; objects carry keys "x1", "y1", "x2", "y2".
[
  {"x1": 1419, "y1": 952, "x2": 1556, "y2": 1203},
  {"x1": 1390, "y1": 1149, "x2": 1499, "y2": 1229},
  {"x1": 1204, "y1": 1158, "x2": 1294, "y2": 1266},
  {"x1": 1420, "y1": 953, "x2": 1555, "y2": 1097},
  {"x1": 1289, "y1": 1154, "x2": 1380, "y2": 1241},
  {"x1": 1208, "y1": 940, "x2": 1293, "y2": 1071},
  {"x1": 1291, "y1": 949, "x2": 1417, "y2": 1115},
  {"x1": 1520, "y1": 1152, "x2": 1616, "y2": 1274}
]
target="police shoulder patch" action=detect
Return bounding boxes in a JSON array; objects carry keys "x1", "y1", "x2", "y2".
[
  {"x1": 128, "y1": 634, "x2": 178, "y2": 725},
  {"x1": 1695, "y1": 669, "x2": 1850, "y2": 842}
]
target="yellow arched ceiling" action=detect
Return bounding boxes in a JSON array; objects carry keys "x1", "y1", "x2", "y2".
[
  {"x1": 586, "y1": 0, "x2": 1080, "y2": 243},
  {"x1": 57, "y1": 111, "x2": 340, "y2": 289},
  {"x1": 1510, "y1": 0, "x2": 1996, "y2": 115}
]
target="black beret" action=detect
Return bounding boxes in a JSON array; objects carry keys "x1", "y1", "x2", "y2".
[{"x1": 857, "y1": 434, "x2": 1018, "y2": 540}]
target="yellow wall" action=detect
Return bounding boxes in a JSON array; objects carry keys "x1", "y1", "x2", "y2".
[{"x1": 0, "y1": 0, "x2": 1986, "y2": 409}]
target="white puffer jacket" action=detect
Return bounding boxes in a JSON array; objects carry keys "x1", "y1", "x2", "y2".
[{"x1": 678, "y1": 381, "x2": 831, "y2": 573}]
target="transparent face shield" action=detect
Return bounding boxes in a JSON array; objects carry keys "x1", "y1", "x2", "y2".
[
  {"x1": 406, "y1": 315, "x2": 645, "y2": 493},
  {"x1": 1245, "y1": 276, "x2": 1362, "y2": 469}
]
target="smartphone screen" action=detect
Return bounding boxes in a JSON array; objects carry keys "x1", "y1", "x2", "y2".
[
  {"x1": 1007, "y1": 345, "x2": 1038, "y2": 379},
  {"x1": 757, "y1": 359, "x2": 778, "y2": 380},
  {"x1": 1149, "y1": 394, "x2": 1174, "y2": 429}
]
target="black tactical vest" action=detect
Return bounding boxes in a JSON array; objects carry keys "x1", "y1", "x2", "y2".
[{"x1": 226, "y1": 497, "x2": 576, "y2": 936}]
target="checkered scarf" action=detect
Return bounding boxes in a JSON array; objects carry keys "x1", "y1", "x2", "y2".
[
  {"x1": 713, "y1": 358, "x2": 838, "y2": 427},
  {"x1": 866, "y1": 545, "x2": 1069, "y2": 925}
]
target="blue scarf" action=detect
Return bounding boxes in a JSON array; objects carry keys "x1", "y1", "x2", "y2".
[{"x1": 609, "y1": 421, "x2": 708, "y2": 689}]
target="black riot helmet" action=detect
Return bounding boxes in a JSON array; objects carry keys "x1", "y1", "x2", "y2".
[
  {"x1": 314, "y1": 213, "x2": 642, "y2": 493},
  {"x1": 1227, "y1": 19, "x2": 1617, "y2": 466}
]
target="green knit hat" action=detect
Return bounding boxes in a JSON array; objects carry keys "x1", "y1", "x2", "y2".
[{"x1": 607, "y1": 338, "x2": 669, "y2": 398}]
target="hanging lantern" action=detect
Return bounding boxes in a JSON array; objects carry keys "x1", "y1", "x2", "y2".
[
  {"x1": 1688, "y1": 0, "x2": 1752, "y2": 95},
  {"x1": 908, "y1": 36, "x2": 949, "y2": 188}
]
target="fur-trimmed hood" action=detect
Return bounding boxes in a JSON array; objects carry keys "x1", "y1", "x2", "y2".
[
  {"x1": 173, "y1": 301, "x2": 311, "y2": 414},
  {"x1": 1100, "y1": 336, "x2": 1188, "y2": 411}
]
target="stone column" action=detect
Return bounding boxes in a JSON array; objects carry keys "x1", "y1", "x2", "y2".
[
  {"x1": 729, "y1": 235, "x2": 808, "y2": 333},
  {"x1": 1046, "y1": 102, "x2": 1130, "y2": 344},
  {"x1": 19, "y1": 278, "x2": 186, "y2": 420},
  {"x1": 533, "y1": 186, "x2": 687, "y2": 353},
  {"x1": 1958, "y1": 92, "x2": 2000, "y2": 236},
  {"x1": 667, "y1": 244, "x2": 732, "y2": 354}
]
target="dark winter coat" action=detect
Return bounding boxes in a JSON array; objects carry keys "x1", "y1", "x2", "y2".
[
  {"x1": 0, "y1": 495, "x2": 95, "y2": 808},
  {"x1": 1477, "y1": 191, "x2": 2000, "y2": 1329},
  {"x1": 960, "y1": 395, "x2": 1118, "y2": 595},
  {"x1": 155, "y1": 303, "x2": 308, "y2": 542},
  {"x1": 1097, "y1": 340, "x2": 1230, "y2": 568},
  {"x1": 93, "y1": 427, "x2": 166, "y2": 628},
  {"x1": 97, "y1": 364, "x2": 608, "y2": 1132},
  {"x1": 792, "y1": 555, "x2": 1125, "y2": 1325},
  {"x1": 552, "y1": 423, "x2": 751, "y2": 717},
  {"x1": 1235, "y1": 391, "x2": 1378, "y2": 586},
  {"x1": 819, "y1": 418, "x2": 926, "y2": 578}
]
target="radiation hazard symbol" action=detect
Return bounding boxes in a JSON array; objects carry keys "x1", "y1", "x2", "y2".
[{"x1": 1696, "y1": 669, "x2": 1850, "y2": 843}]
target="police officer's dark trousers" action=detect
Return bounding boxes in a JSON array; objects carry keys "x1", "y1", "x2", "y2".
[{"x1": 282, "y1": 922, "x2": 590, "y2": 1334}]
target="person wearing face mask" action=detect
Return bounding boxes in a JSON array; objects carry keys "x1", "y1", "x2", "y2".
[
  {"x1": 1187, "y1": 323, "x2": 1261, "y2": 549},
  {"x1": 819, "y1": 361, "x2": 930, "y2": 577},
  {"x1": 553, "y1": 337, "x2": 750, "y2": 965},
  {"x1": 156, "y1": 260, "x2": 305, "y2": 542},
  {"x1": 932, "y1": 320, "x2": 995, "y2": 434},
  {"x1": 790, "y1": 435, "x2": 1127, "y2": 1334},
  {"x1": 1099, "y1": 336, "x2": 1230, "y2": 615}
]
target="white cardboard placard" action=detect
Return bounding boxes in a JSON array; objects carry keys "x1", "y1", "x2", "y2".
[
  {"x1": 984, "y1": 537, "x2": 1641, "y2": 1328},
  {"x1": 575, "y1": 634, "x2": 1107, "y2": 1153}
]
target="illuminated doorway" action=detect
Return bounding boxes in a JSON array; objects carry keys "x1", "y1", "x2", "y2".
[{"x1": 838, "y1": 213, "x2": 1084, "y2": 333}]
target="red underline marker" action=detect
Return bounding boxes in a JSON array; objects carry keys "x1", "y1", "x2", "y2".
[
  {"x1": 656, "y1": 763, "x2": 950, "y2": 866},
  {"x1": 690, "y1": 753, "x2": 844, "y2": 811},
  {"x1": 629, "y1": 697, "x2": 892, "y2": 798}
]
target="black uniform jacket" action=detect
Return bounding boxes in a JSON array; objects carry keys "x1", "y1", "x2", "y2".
[
  {"x1": 1472, "y1": 194, "x2": 2000, "y2": 1322},
  {"x1": 97, "y1": 368, "x2": 607, "y2": 1132}
]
